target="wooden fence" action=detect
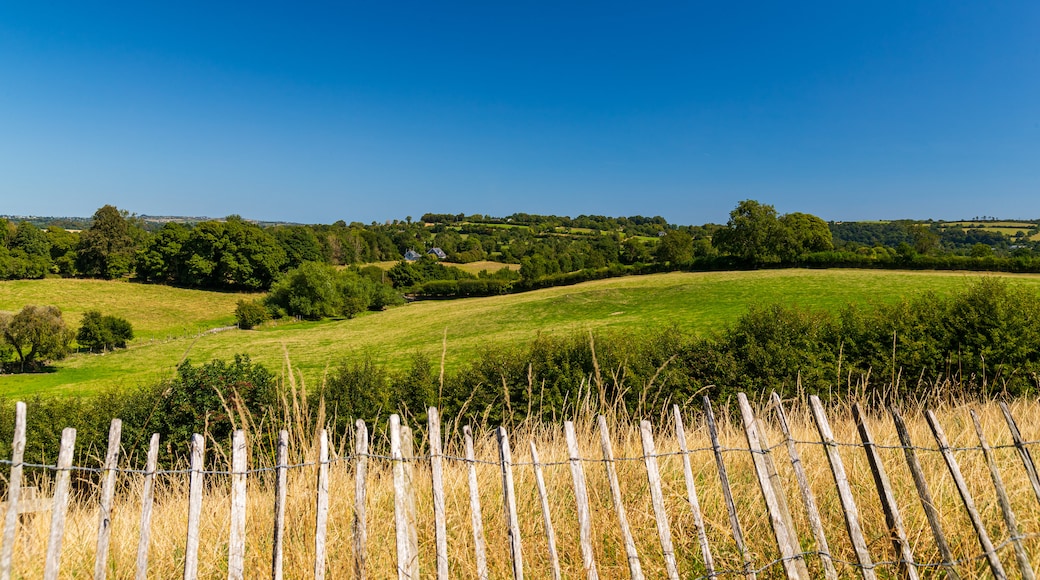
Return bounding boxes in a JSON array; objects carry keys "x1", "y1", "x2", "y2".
[{"x1": 1, "y1": 394, "x2": 1039, "y2": 579}]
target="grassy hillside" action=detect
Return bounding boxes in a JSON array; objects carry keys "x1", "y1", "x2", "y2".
[{"x1": 4, "y1": 270, "x2": 1040, "y2": 396}]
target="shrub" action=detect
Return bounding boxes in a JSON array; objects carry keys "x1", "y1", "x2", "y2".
[
  {"x1": 77, "y1": 311, "x2": 134, "y2": 351},
  {"x1": 235, "y1": 299, "x2": 270, "y2": 329}
]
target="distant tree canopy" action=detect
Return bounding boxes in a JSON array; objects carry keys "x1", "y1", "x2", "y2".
[
  {"x1": 712, "y1": 200, "x2": 832, "y2": 263},
  {"x1": 76, "y1": 311, "x2": 134, "y2": 352},
  {"x1": 265, "y1": 261, "x2": 403, "y2": 320},
  {"x1": 77, "y1": 205, "x2": 138, "y2": 279}
]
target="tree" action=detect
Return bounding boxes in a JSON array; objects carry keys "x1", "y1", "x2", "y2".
[
  {"x1": 654, "y1": 230, "x2": 694, "y2": 264},
  {"x1": 712, "y1": 200, "x2": 781, "y2": 262},
  {"x1": 77, "y1": 205, "x2": 136, "y2": 279},
  {"x1": 235, "y1": 299, "x2": 270, "y2": 329},
  {"x1": 266, "y1": 261, "x2": 343, "y2": 319},
  {"x1": 776, "y1": 212, "x2": 833, "y2": 260},
  {"x1": 76, "y1": 310, "x2": 134, "y2": 352},
  {"x1": 0, "y1": 305, "x2": 73, "y2": 372}
]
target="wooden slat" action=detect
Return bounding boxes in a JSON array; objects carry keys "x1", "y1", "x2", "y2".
[
  {"x1": 999, "y1": 401, "x2": 1040, "y2": 508},
  {"x1": 809, "y1": 396, "x2": 876, "y2": 580},
  {"x1": 401, "y1": 424, "x2": 419, "y2": 580},
  {"x1": 852, "y1": 404, "x2": 918, "y2": 580},
  {"x1": 391, "y1": 416, "x2": 416, "y2": 580},
  {"x1": 703, "y1": 396, "x2": 755, "y2": 579},
  {"x1": 43, "y1": 427, "x2": 76, "y2": 580},
  {"x1": 598, "y1": 415, "x2": 644, "y2": 580},
  {"x1": 314, "y1": 428, "x2": 330, "y2": 580},
  {"x1": 564, "y1": 421, "x2": 599, "y2": 580},
  {"x1": 671, "y1": 407, "x2": 711, "y2": 577},
  {"x1": 497, "y1": 426, "x2": 524, "y2": 580},
  {"x1": 271, "y1": 430, "x2": 288, "y2": 580},
  {"x1": 135, "y1": 433, "x2": 160, "y2": 580},
  {"x1": 889, "y1": 406, "x2": 960, "y2": 578},
  {"x1": 353, "y1": 421, "x2": 369, "y2": 580},
  {"x1": 970, "y1": 409, "x2": 1035, "y2": 580},
  {"x1": 428, "y1": 408, "x2": 450, "y2": 580},
  {"x1": 464, "y1": 427, "x2": 489, "y2": 580},
  {"x1": 925, "y1": 409, "x2": 1007, "y2": 579},
  {"x1": 0, "y1": 401, "x2": 27, "y2": 580},
  {"x1": 227, "y1": 430, "x2": 247, "y2": 580},
  {"x1": 640, "y1": 420, "x2": 680, "y2": 580},
  {"x1": 94, "y1": 419, "x2": 122, "y2": 580},
  {"x1": 529, "y1": 441, "x2": 562, "y2": 580},
  {"x1": 737, "y1": 394, "x2": 808, "y2": 580},
  {"x1": 183, "y1": 433, "x2": 205, "y2": 580},
  {"x1": 771, "y1": 393, "x2": 838, "y2": 580}
]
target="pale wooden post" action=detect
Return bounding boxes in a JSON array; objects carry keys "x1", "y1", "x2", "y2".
[
  {"x1": 530, "y1": 441, "x2": 562, "y2": 580},
  {"x1": 391, "y1": 415, "x2": 413, "y2": 580},
  {"x1": 640, "y1": 420, "x2": 680, "y2": 580},
  {"x1": 703, "y1": 397, "x2": 755, "y2": 579},
  {"x1": 464, "y1": 426, "x2": 489, "y2": 580},
  {"x1": 0, "y1": 401, "x2": 27, "y2": 580},
  {"x1": 999, "y1": 402, "x2": 1040, "y2": 508},
  {"x1": 852, "y1": 404, "x2": 918, "y2": 580},
  {"x1": 135, "y1": 433, "x2": 160, "y2": 580},
  {"x1": 183, "y1": 433, "x2": 205, "y2": 580},
  {"x1": 353, "y1": 420, "x2": 369, "y2": 580},
  {"x1": 401, "y1": 424, "x2": 419, "y2": 580},
  {"x1": 428, "y1": 408, "x2": 449, "y2": 580},
  {"x1": 314, "y1": 428, "x2": 330, "y2": 580},
  {"x1": 925, "y1": 409, "x2": 1006, "y2": 579},
  {"x1": 598, "y1": 415, "x2": 644, "y2": 580},
  {"x1": 889, "y1": 406, "x2": 960, "y2": 579},
  {"x1": 771, "y1": 393, "x2": 838, "y2": 580},
  {"x1": 497, "y1": 426, "x2": 524, "y2": 580},
  {"x1": 809, "y1": 396, "x2": 876, "y2": 580},
  {"x1": 737, "y1": 394, "x2": 808, "y2": 580},
  {"x1": 970, "y1": 409, "x2": 1035, "y2": 580},
  {"x1": 564, "y1": 421, "x2": 599, "y2": 580},
  {"x1": 43, "y1": 427, "x2": 77, "y2": 580},
  {"x1": 671, "y1": 407, "x2": 711, "y2": 577},
  {"x1": 228, "y1": 430, "x2": 247, "y2": 580},
  {"x1": 271, "y1": 430, "x2": 288, "y2": 580},
  {"x1": 94, "y1": 418, "x2": 122, "y2": 580}
]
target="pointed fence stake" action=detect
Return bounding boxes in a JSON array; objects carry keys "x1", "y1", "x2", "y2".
[
  {"x1": 598, "y1": 415, "x2": 644, "y2": 580},
  {"x1": 135, "y1": 433, "x2": 160, "y2": 580},
  {"x1": 43, "y1": 427, "x2": 76, "y2": 580},
  {"x1": 497, "y1": 427, "x2": 524, "y2": 580},
  {"x1": 228, "y1": 430, "x2": 247, "y2": 580},
  {"x1": 428, "y1": 408, "x2": 450, "y2": 580},
  {"x1": 999, "y1": 402, "x2": 1040, "y2": 508},
  {"x1": 183, "y1": 433, "x2": 205, "y2": 580},
  {"x1": 672, "y1": 407, "x2": 711, "y2": 577},
  {"x1": 314, "y1": 429, "x2": 330, "y2": 580},
  {"x1": 640, "y1": 420, "x2": 680, "y2": 580},
  {"x1": 704, "y1": 396, "x2": 755, "y2": 579},
  {"x1": 565, "y1": 422, "x2": 599, "y2": 580},
  {"x1": 530, "y1": 441, "x2": 562, "y2": 580},
  {"x1": 271, "y1": 430, "x2": 288, "y2": 580},
  {"x1": 0, "y1": 401, "x2": 27, "y2": 580},
  {"x1": 353, "y1": 421, "x2": 369, "y2": 580},
  {"x1": 464, "y1": 427, "x2": 489, "y2": 580}
]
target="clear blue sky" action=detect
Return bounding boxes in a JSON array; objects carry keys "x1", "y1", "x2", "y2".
[{"x1": 1, "y1": 2, "x2": 1037, "y2": 224}]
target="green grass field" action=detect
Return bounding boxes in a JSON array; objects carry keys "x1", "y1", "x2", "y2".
[{"x1": 3, "y1": 269, "x2": 1040, "y2": 397}]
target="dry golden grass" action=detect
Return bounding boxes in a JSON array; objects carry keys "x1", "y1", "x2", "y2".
[{"x1": 5, "y1": 395, "x2": 1040, "y2": 578}]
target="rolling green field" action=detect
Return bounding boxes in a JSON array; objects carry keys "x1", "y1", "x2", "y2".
[{"x1": 3, "y1": 269, "x2": 1040, "y2": 397}]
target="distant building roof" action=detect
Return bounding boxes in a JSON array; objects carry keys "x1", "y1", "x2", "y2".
[
  {"x1": 427, "y1": 247, "x2": 447, "y2": 259},
  {"x1": 404, "y1": 249, "x2": 422, "y2": 261}
]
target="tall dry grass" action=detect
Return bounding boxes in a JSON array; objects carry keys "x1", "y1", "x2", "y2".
[{"x1": 5, "y1": 391, "x2": 1040, "y2": 578}]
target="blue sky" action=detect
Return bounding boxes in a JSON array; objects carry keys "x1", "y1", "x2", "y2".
[{"x1": 1, "y1": 2, "x2": 1037, "y2": 224}]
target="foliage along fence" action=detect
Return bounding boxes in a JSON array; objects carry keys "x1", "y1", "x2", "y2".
[{"x1": 1, "y1": 395, "x2": 1040, "y2": 579}]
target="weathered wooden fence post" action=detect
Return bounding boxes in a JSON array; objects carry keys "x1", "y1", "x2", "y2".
[
  {"x1": 228, "y1": 430, "x2": 247, "y2": 580},
  {"x1": 314, "y1": 429, "x2": 330, "y2": 580},
  {"x1": 497, "y1": 426, "x2": 524, "y2": 580},
  {"x1": 353, "y1": 420, "x2": 369, "y2": 580},
  {"x1": 737, "y1": 394, "x2": 807, "y2": 580},
  {"x1": 183, "y1": 433, "x2": 205, "y2": 580},
  {"x1": 135, "y1": 433, "x2": 160, "y2": 580},
  {"x1": 970, "y1": 409, "x2": 1035, "y2": 580},
  {"x1": 391, "y1": 415, "x2": 417, "y2": 580},
  {"x1": 852, "y1": 404, "x2": 918, "y2": 580},
  {"x1": 671, "y1": 406, "x2": 711, "y2": 577},
  {"x1": 771, "y1": 393, "x2": 838, "y2": 580},
  {"x1": 640, "y1": 420, "x2": 680, "y2": 580},
  {"x1": 703, "y1": 396, "x2": 755, "y2": 579},
  {"x1": 889, "y1": 407, "x2": 960, "y2": 579},
  {"x1": 44, "y1": 427, "x2": 76, "y2": 580},
  {"x1": 598, "y1": 415, "x2": 644, "y2": 580},
  {"x1": 926, "y1": 409, "x2": 1007, "y2": 579},
  {"x1": 428, "y1": 407, "x2": 450, "y2": 580},
  {"x1": 0, "y1": 401, "x2": 27, "y2": 580},
  {"x1": 400, "y1": 424, "x2": 419, "y2": 580},
  {"x1": 94, "y1": 419, "x2": 122, "y2": 580},
  {"x1": 565, "y1": 421, "x2": 599, "y2": 580},
  {"x1": 999, "y1": 402, "x2": 1040, "y2": 508},
  {"x1": 529, "y1": 440, "x2": 562, "y2": 580},
  {"x1": 809, "y1": 396, "x2": 876, "y2": 580},
  {"x1": 271, "y1": 430, "x2": 288, "y2": 580},
  {"x1": 464, "y1": 426, "x2": 489, "y2": 580}
]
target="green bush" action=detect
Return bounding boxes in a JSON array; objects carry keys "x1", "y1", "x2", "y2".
[{"x1": 235, "y1": 299, "x2": 270, "y2": 329}]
